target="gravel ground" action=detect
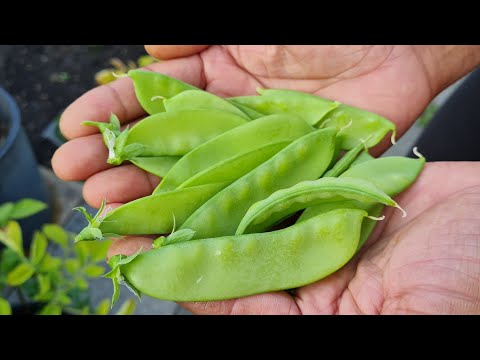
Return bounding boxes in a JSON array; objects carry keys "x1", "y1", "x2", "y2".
[{"x1": 0, "y1": 45, "x2": 146, "y2": 167}]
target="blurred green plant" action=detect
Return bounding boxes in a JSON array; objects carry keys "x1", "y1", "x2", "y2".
[
  {"x1": 416, "y1": 103, "x2": 439, "y2": 128},
  {"x1": 0, "y1": 199, "x2": 135, "y2": 315},
  {"x1": 95, "y1": 55, "x2": 159, "y2": 85}
]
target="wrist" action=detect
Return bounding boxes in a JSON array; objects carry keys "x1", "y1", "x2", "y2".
[{"x1": 414, "y1": 45, "x2": 480, "y2": 95}]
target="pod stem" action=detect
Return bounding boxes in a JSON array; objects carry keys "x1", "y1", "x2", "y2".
[
  {"x1": 83, "y1": 113, "x2": 144, "y2": 165},
  {"x1": 72, "y1": 199, "x2": 121, "y2": 242}
]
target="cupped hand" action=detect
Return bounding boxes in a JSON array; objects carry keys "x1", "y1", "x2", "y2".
[
  {"x1": 53, "y1": 45, "x2": 465, "y2": 208},
  {"x1": 107, "y1": 162, "x2": 480, "y2": 314}
]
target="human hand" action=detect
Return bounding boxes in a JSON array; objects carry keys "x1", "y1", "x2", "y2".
[
  {"x1": 52, "y1": 45, "x2": 480, "y2": 208},
  {"x1": 106, "y1": 162, "x2": 480, "y2": 314}
]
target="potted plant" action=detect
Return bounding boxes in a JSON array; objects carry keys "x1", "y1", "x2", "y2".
[
  {"x1": 0, "y1": 87, "x2": 51, "y2": 247},
  {"x1": 0, "y1": 199, "x2": 135, "y2": 315}
]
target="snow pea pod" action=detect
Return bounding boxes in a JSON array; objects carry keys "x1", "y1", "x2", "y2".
[
  {"x1": 164, "y1": 90, "x2": 250, "y2": 120},
  {"x1": 74, "y1": 182, "x2": 229, "y2": 242},
  {"x1": 112, "y1": 208, "x2": 367, "y2": 302},
  {"x1": 130, "y1": 156, "x2": 181, "y2": 178},
  {"x1": 322, "y1": 141, "x2": 365, "y2": 178},
  {"x1": 179, "y1": 128, "x2": 337, "y2": 239},
  {"x1": 155, "y1": 114, "x2": 315, "y2": 193},
  {"x1": 318, "y1": 104, "x2": 396, "y2": 150},
  {"x1": 228, "y1": 92, "x2": 339, "y2": 126},
  {"x1": 349, "y1": 150, "x2": 375, "y2": 167},
  {"x1": 86, "y1": 110, "x2": 247, "y2": 165},
  {"x1": 226, "y1": 101, "x2": 265, "y2": 120},
  {"x1": 236, "y1": 177, "x2": 402, "y2": 235},
  {"x1": 298, "y1": 153, "x2": 425, "y2": 249},
  {"x1": 128, "y1": 70, "x2": 198, "y2": 115}
]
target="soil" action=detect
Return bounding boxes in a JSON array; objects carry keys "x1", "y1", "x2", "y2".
[{"x1": 0, "y1": 45, "x2": 147, "y2": 167}]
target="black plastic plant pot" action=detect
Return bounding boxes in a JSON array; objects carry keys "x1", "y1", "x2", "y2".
[{"x1": 0, "y1": 87, "x2": 51, "y2": 247}]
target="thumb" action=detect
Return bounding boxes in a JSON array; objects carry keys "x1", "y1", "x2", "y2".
[{"x1": 145, "y1": 45, "x2": 210, "y2": 60}]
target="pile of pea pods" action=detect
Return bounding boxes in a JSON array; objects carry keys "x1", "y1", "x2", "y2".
[{"x1": 75, "y1": 70, "x2": 425, "y2": 305}]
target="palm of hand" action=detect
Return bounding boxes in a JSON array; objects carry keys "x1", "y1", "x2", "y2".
[{"x1": 54, "y1": 45, "x2": 480, "y2": 314}]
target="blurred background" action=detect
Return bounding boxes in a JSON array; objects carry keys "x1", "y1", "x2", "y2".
[{"x1": 0, "y1": 45, "x2": 470, "y2": 315}]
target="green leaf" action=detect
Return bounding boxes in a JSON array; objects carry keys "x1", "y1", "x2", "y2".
[
  {"x1": 84, "y1": 264, "x2": 105, "y2": 278},
  {"x1": 0, "y1": 248, "x2": 22, "y2": 275},
  {"x1": 6, "y1": 262, "x2": 35, "y2": 286},
  {"x1": 10, "y1": 199, "x2": 47, "y2": 220},
  {"x1": 29, "y1": 231, "x2": 47, "y2": 265},
  {"x1": 76, "y1": 239, "x2": 111, "y2": 263},
  {"x1": 111, "y1": 277, "x2": 120, "y2": 307},
  {"x1": 0, "y1": 221, "x2": 24, "y2": 256},
  {"x1": 57, "y1": 294, "x2": 71, "y2": 306},
  {"x1": 65, "y1": 259, "x2": 81, "y2": 274},
  {"x1": 96, "y1": 299, "x2": 111, "y2": 315},
  {"x1": 0, "y1": 297, "x2": 12, "y2": 315},
  {"x1": 72, "y1": 206, "x2": 93, "y2": 225},
  {"x1": 34, "y1": 274, "x2": 52, "y2": 301},
  {"x1": 0, "y1": 203, "x2": 14, "y2": 228},
  {"x1": 115, "y1": 299, "x2": 136, "y2": 315},
  {"x1": 38, "y1": 304, "x2": 62, "y2": 315},
  {"x1": 75, "y1": 277, "x2": 89, "y2": 290},
  {"x1": 42, "y1": 224, "x2": 68, "y2": 248},
  {"x1": 109, "y1": 113, "x2": 121, "y2": 130},
  {"x1": 38, "y1": 253, "x2": 62, "y2": 273}
]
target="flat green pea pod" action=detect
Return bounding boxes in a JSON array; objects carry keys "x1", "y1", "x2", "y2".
[
  {"x1": 227, "y1": 101, "x2": 265, "y2": 120},
  {"x1": 236, "y1": 177, "x2": 404, "y2": 235},
  {"x1": 107, "y1": 208, "x2": 368, "y2": 303},
  {"x1": 318, "y1": 104, "x2": 396, "y2": 150},
  {"x1": 228, "y1": 91, "x2": 340, "y2": 126},
  {"x1": 74, "y1": 182, "x2": 229, "y2": 242},
  {"x1": 298, "y1": 150, "x2": 426, "y2": 249},
  {"x1": 155, "y1": 114, "x2": 315, "y2": 193},
  {"x1": 349, "y1": 150, "x2": 375, "y2": 167},
  {"x1": 322, "y1": 141, "x2": 366, "y2": 178},
  {"x1": 179, "y1": 128, "x2": 337, "y2": 239},
  {"x1": 164, "y1": 90, "x2": 250, "y2": 121},
  {"x1": 84, "y1": 110, "x2": 247, "y2": 165},
  {"x1": 130, "y1": 156, "x2": 181, "y2": 178},
  {"x1": 128, "y1": 69, "x2": 198, "y2": 114}
]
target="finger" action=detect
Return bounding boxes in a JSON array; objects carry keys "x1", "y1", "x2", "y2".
[
  {"x1": 83, "y1": 165, "x2": 160, "y2": 208},
  {"x1": 107, "y1": 235, "x2": 154, "y2": 260},
  {"x1": 52, "y1": 133, "x2": 112, "y2": 181},
  {"x1": 179, "y1": 291, "x2": 300, "y2": 315},
  {"x1": 60, "y1": 56, "x2": 206, "y2": 140},
  {"x1": 384, "y1": 161, "x2": 480, "y2": 236},
  {"x1": 145, "y1": 45, "x2": 210, "y2": 60},
  {"x1": 52, "y1": 119, "x2": 142, "y2": 181}
]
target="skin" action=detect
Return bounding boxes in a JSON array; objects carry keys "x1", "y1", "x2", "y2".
[{"x1": 52, "y1": 45, "x2": 480, "y2": 314}]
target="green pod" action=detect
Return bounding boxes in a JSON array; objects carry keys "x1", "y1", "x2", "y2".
[
  {"x1": 179, "y1": 128, "x2": 337, "y2": 239},
  {"x1": 164, "y1": 90, "x2": 250, "y2": 120},
  {"x1": 228, "y1": 92, "x2": 339, "y2": 126},
  {"x1": 117, "y1": 209, "x2": 367, "y2": 302},
  {"x1": 236, "y1": 177, "x2": 400, "y2": 235},
  {"x1": 128, "y1": 70, "x2": 198, "y2": 114},
  {"x1": 87, "y1": 110, "x2": 247, "y2": 165},
  {"x1": 349, "y1": 150, "x2": 375, "y2": 168},
  {"x1": 298, "y1": 155, "x2": 425, "y2": 249},
  {"x1": 318, "y1": 104, "x2": 396, "y2": 150},
  {"x1": 155, "y1": 114, "x2": 315, "y2": 192},
  {"x1": 74, "y1": 182, "x2": 229, "y2": 241},
  {"x1": 226, "y1": 101, "x2": 265, "y2": 120},
  {"x1": 322, "y1": 141, "x2": 365, "y2": 178},
  {"x1": 130, "y1": 156, "x2": 181, "y2": 178}
]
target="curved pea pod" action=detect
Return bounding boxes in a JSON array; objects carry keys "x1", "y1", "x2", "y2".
[
  {"x1": 73, "y1": 182, "x2": 229, "y2": 242},
  {"x1": 318, "y1": 104, "x2": 396, "y2": 150},
  {"x1": 155, "y1": 114, "x2": 315, "y2": 192},
  {"x1": 108, "y1": 208, "x2": 368, "y2": 303},
  {"x1": 130, "y1": 156, "x2": 181, "y2": 178},
  {"x1": 85, "y1": 110, "x2": 247, "y2": 165},
  {"x1": 164, "y1": 90, "x2": 250, "y2": 120},
  {"x1": 228, "y1": 92, "x2": 339, "y2": 126},
  {"x1": 226, "y1": 101, "x2": 265, "y2": 120},
  {"x1": 349, "y1": 150, "x2": 375, "y2": 168},
  {"x1": 298, "y1": 153, "x2": 426, "y2": 249},
  {"x1": 179, "y1": 127, "x2": 337, "y2": 239},
  {"x1": 322, "y1": 141, "x2": 365, "y2": 178},
  {"x1": 236, "y1": 177, "x2": 403, "y2": 235},
  {"x1": 128, "y1": 69, "x2": 198, "y2": 114}
]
